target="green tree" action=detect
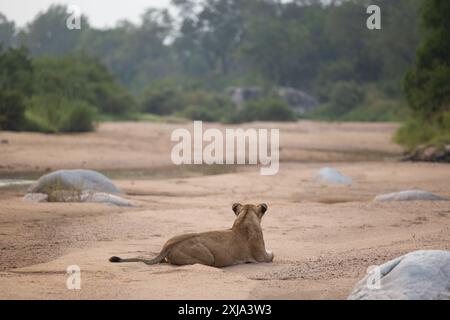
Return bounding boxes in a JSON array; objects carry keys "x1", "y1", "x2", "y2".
[
  {"x1": 17, "y1": 5, "x2": 89, "y2": 56},
  {"x1": 0, "y1": 47, "x2": 34, "y2": 130},
  {"x1": 33, "y1": 55, "x2": 135, "y2": 114},
  {"x1": 0, "y1": 13, "x2": 15, "y2": 48},
  {"x1": 404, "y1": 0, "x2": 450, "y2": 117},
  {"x1": 0, "y1": 91, "x2": 26, "y2": 130},
  {"x1": 396, "y1": 0, "x2": 450, "y2": 149},
  {"x1": 79, "y1": 9, "x2": 175, "y2": 91},
  {"x1": 0, "y1": 46, "x2": 34, "y2": 94},
  {"x1": 173, "y1": 0, "x2": 246, "y2": 76}
]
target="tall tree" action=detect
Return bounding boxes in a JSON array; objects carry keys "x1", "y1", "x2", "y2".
[
  {"x1": 174, "y1": 0, "x2": 246, "y2": 76},
  {"x1": 404, "y1": 0, "x2": 450, "y2": 117},
  {"x1": 0, "y1": 47, "x2": 33, "y2": 130},
  {"x1": 0, "y1": 46, "x2": 33, "y2": 94},
  {"x1": 17, "y1": 5, "x2": 89, "y2": 56},
  {"x1": 0, "y1": 13, "x2": 15, "y2": 48}
]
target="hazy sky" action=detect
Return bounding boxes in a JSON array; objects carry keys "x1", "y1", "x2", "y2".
[{"x1": 0, "y1": 0, "x2": 173, "y2": 28}]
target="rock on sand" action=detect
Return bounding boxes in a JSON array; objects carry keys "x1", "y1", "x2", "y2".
[
  {"x1": 374, "y1": 190, "x2": 448, "y2": 202},
  {"x1": 28, "y1": 169, "x2": 122, "y2": 194},
  {"x1": 317, "y1": 167, "x2": 352, "y2": 185},
  {"x1": 348, "y1": 250, "x2": 450, "y2": 300},
  {"x1": 24, "y1": 169, "x2": 133, "y2": 206}
]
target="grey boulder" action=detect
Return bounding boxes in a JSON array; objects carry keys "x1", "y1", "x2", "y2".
[
  {"x1": 374, "y1": 190, "x2": 448, "y2": 202},
  {"x1": 224, "y1": 86, "x2": 318, "y2": 115},
  {"x1": 317, "y1": 167, "x2": 352, "y2": 185},
  {"x1": 24, "y1": 169, "x2": 133, "y2": 206},
  {"x1": 276, "y1": 87, "x2": 319, "y2": 115},
  {"x1": 23, "y1": 191, "x2": 133, "y2": 207},
  {"x1": 28, "y1": 169, "x2": 122, "y2": 195},
  {"x1": 348, "y1": 250, "x2": 450, "y2": 300},
  {"x1": 81, "y1": 192, "x2": 133, "y2": 207}
]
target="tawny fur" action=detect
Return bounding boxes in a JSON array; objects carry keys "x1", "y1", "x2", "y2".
[{"x1": 109, "y1": 203, "x2": 274, "y2": 267}]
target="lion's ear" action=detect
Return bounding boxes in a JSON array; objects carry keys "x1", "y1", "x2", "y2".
[
  {"x1": 259, "y1": 203, "x2": 268, "y2": 215},
  {"x1": 232, "y1": 203, "x2": 242, "y2": 215}
]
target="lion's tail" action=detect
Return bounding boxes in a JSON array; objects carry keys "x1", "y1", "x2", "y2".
[
  {"x1": 109, "y1": 233, "x2": 198, "y2": 265},
  {"x1": 109, "y1": 248, "x2": 169, "y2": 265}
]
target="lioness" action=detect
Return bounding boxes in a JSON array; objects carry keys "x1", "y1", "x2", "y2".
[{"x1": 109, "y1": 203, "x2": 274, "y2": 267}]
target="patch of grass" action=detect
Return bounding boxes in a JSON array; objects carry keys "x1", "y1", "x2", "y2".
[
  {"x1": 306, "y1": 83, "x2": 409, "y2": 122},
  {"x1": 176, "y1": 104, "x2": 233, "y2": 122},
  {"x1": 394, "y1": 112, "x2": 450, "y2": 150},
  {"x1": 304, "y1": 100, "x2": 410, "y2": 122},
  {"x1": 24, "y1": 94, "x2": 97, "y2": 133},
  {"x1": 96, "y1": 112, "x2": 186, "y2": 123},
  {"x1": 228, "y1": 97, "x2": 297, "y2": 123},
  {"x1": 40, "y1": 177, "x2": 85, "y2": 202},
  {"x1": 341, "y1": 101, "x2": 409, "y2": 122}
]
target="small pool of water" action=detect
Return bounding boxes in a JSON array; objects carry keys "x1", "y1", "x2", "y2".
[
  {"x1": 0, "y1": 164, "x2": 239, "y2": 190},
  {"x1": 0, "y1": 179, "x2": 35, "y2": 187},
  {"x1": 102, "y1": 164, "x2": 238, "y2": 180}
]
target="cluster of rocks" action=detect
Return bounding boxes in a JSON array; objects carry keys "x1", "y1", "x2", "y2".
[
  {"x1": 316, "y1": 167, "x2": 448, "y2": 202},
  {"x1": 404, "y1": 144, "x2": 450, "y2": 162},
  {"x1": 225, "y1": 86, "x2": 319, "y2": 115},
  {"x1": 310, "y1": 166, "x2": 450, "y2": 299}
]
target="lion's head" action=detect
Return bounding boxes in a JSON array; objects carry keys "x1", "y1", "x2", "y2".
[{"x1": 231, "y1": 203, "x2": 268, "y2": 227}]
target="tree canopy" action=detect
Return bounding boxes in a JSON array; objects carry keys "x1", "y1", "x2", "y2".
[{"x1": 2, "y1": 0, "x2": 441, "y2": 131}]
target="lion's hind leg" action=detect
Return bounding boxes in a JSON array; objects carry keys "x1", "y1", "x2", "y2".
[{"x1": 167, "y1": 243, "x2": 215, "y2": 266}]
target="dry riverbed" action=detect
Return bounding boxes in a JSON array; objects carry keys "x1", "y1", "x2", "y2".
[{"x1": 0, "y1": 121, "x2": 449, "y2": 299}]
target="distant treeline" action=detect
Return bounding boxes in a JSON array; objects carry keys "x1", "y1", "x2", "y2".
[
  {"x1": 0, "y1": 0, "x2": 425, "y2": 122},
  {"x1": 0, "y1": 48, "x2": 136, "y2": 132}
]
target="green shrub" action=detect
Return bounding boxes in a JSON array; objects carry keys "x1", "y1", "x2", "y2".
[
  {"x1": 60, "y1": 102, "x2": 97, "y2": 132},
  {"x1": 230, "y1": 97, "x2": 296, "y2": 123},
  {"x1": 140, "y1": 84, "x2": 182, "y2": 115},
  {"x1": 0, "y1": 47, "x2": 33, "y2": 131},
  {"x1": 0, "y1": 90, "x2": 26, "y2": 130},
  {"x1": 395, "y1": 111, "x2": 450, "y2": 150},
  {"x1": 33, "y1": 55, "x2": 135, "y2": 115},
  {"x1": 328, "y1": 81, "x2": 365, "y2": 116},
  {"x1": 178, "y1": 105, "x2": 226, "y2": 122},
  {"x1": 378, "y1": 80, "x2": 403, "y2": 99},
  {"x1": 306, "y1": 83, "x2": 412, "y2": 122},
  {"x1": 396, "y1": 1, "x2": 450, "y2": 152},
  {"x1": 97, "y1": 112, "x2": 166, "y2": 122},
  {"x1": 403, "y1": 0, "x2": 450, "y2": 118},
  {"x1": 0, "y1": 47, "x2": 34, "y2": 95},
  {"x1": 140, "y1": 83, "x2": 233, "y2": 119},
  {"x1": 25, "y1": 94, "x2": 96, "y2": 133},
  {"x1": 179, "y1": 105, "x2": 215, "y2": 122},
  {"x1": 315, "y1": 60, "x2": 355, "y2": 102},
  {"x1": 95, "y1": 83, "x2": 136, "y2": 115},
  {"x1": 341, "y1": 100, "x2": 409, "y2": 122}
]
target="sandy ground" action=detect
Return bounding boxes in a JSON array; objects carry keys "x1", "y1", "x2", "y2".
[{"x1": 0, "y1": 121, "x2": 449, "y2": 299}]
